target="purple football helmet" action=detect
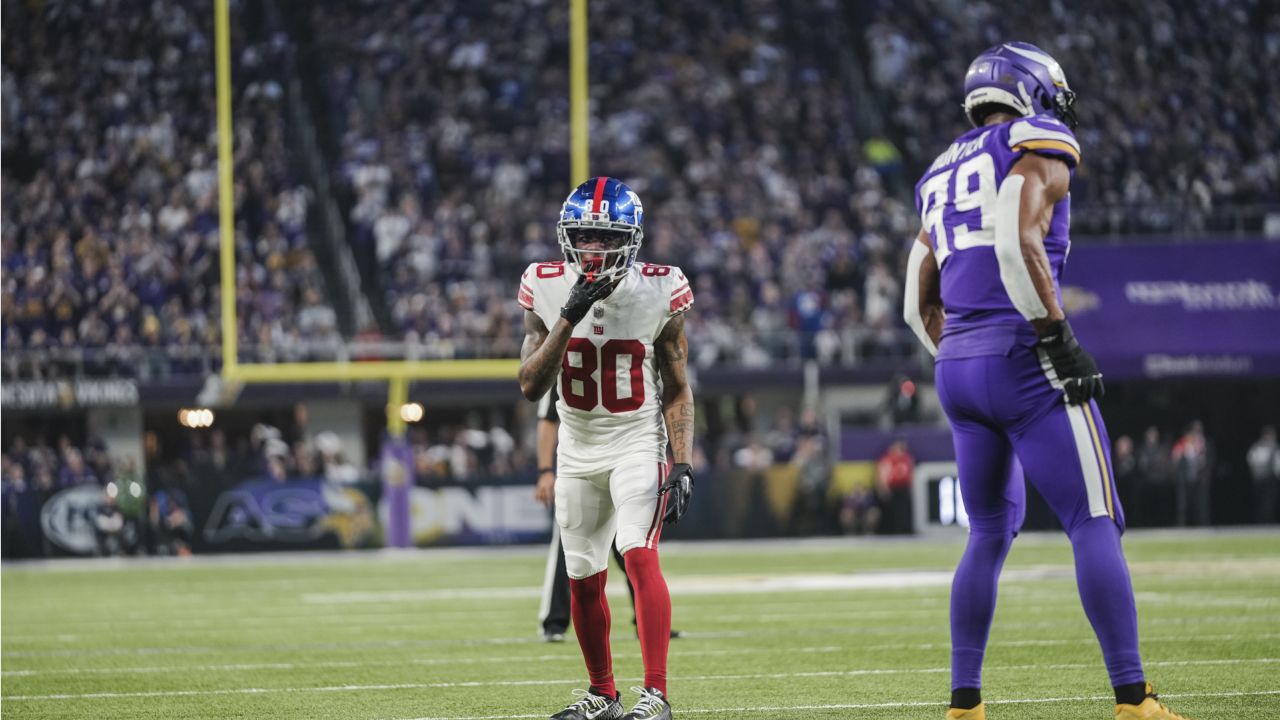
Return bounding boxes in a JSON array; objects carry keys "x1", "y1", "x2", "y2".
[{"x1": 962, "y1": 42, "x2": 1077, "y2": 128}]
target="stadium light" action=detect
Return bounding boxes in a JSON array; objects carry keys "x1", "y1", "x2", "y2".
[
  {"x1": 399, "y1": 402, "x2": 425, "y2": 424},
  {"x1": 178, "y1": 408, "x2": 216, "y2": 429}
]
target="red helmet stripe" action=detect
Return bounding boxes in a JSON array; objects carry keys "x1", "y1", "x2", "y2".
[{"x1": 591, "y1": 176, "x2": 608, "y2": 214}]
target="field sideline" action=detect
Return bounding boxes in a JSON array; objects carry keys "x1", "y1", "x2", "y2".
[{"x1": 3, "y1": 529, "x2": 1279, "y2": 719}]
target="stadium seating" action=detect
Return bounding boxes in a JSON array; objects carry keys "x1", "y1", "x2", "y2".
[
  {"x1": 4, "y1": 0, "x2": 1276, "y2": 379},
  {"x1": 1, "y1": 0, "x2": 339, "y2": 379},
  {"x1": 859, "y1": 0, "x2": 1280, "y2": 234}
]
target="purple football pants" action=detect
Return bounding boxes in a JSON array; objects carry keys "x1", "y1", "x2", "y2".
[{"x1": 936, "y1": 346, "x2": 1144, "y2": 691}]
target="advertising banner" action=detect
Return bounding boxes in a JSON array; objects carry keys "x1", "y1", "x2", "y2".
[
  {"x1": 1, "y1": 379, "x2": 139, "y2": 409},
  {"x1": 382, "y1": 481, "x2": 551, "y2": 548},
  {"x1": 1063, "y1": 240, "x2": 1280, "y2": 378},
  {"x1": 196, "y1": 478, "x2": 378, "y2": 552}
]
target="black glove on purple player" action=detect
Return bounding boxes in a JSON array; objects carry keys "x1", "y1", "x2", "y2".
[{"x1": 1036, "y1": 320, "x2": 1104, "y2": 405}]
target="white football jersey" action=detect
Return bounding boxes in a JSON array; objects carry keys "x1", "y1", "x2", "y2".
[{"x1": 519, "y1": 261, "x2": 694, "y2": 475}]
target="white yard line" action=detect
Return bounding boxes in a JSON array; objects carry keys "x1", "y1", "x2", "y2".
[
  {"x1": 395, "y1": 690, "x2": 1280, "y2": 720},
  {"x1": 5, "y1": 659, "x2": 1279, "y2": 701},
  {"x1": 9, "y1": 625, "x2": 1280, "y2": 660},
  {"x1": 298, "y1": 569, "x2": 1070, "y2": 604},
  {"x1": 0, "y1": 646, "x2": 845, "y2": 677}
]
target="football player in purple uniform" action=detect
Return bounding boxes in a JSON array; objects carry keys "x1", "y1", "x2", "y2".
[{"x1": 903, "y1": 43, "x2": 1192, "y2": 720}]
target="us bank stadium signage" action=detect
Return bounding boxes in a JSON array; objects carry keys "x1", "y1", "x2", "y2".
[{"x1": 1, "y1": 379, "x2": 139, "y2": 409}]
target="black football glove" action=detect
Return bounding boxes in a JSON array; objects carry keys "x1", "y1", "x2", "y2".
[
  {"x1": 559, "y1": 273, "x2": 618, "y2": 325},
  {"x1": 1036, "y1": 319, "x2": 1104, "y2": 405},
  {"x1": 658, "y1": 463, "x2": 694, "y2": 525}
]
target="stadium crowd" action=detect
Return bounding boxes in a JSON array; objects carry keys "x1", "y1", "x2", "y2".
[
  {"x1": 4, "y1": 0, "x2": 1278, "y2": 378},
  {"x1": 1, "y1": 0, "x2": 339, "y2": 380},
  {"x1": 312, "y1": 0, "x2": 915, "y2": 366},
  {"x1": 862, "y1": 0, "x2": 1280, "y2": 234}
]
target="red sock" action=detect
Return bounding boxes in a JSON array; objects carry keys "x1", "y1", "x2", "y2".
[
  {"x1": 569, "y1": 570, "x2": 615, "y2": 698},
  {"x1": 623, "y1": 548, "x2": 670, "y2": 696}
]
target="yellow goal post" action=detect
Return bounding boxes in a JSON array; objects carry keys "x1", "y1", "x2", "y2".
[{"x1": 212, "y1": 0, "x2": 590, "y2": 432}]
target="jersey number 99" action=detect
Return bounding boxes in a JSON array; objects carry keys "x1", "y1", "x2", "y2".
[{"x1": 562, "y1": 338, "x2": 646, "y2": 413}]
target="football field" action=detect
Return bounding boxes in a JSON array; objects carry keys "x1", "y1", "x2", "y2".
[{"x1": 3, "y1": 529, "x2": 1279, "y2": 719}]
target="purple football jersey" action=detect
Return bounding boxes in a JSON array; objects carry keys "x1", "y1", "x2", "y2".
[{"x1": 914, "y1": 114, "x2": 1081, "y2": 354}]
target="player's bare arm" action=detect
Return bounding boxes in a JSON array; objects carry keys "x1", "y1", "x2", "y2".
[
  {"x1": 997, "y1": 149, "x2": 1102, "y2": 404},
  {"x1": 518, "y1": 310, "x2": 572, "y2": 401},
  {"x1": 656, "y1": 312, "x2": 695, "y2": 525},
  {"x1": 533, "y1": 415, "x2": 558, "y2": 506},
  {"x1": 904, "y1": 227, "x2": 944, "y2": 355},
  {"x1": 656, "y1": 313, "x2": 694, "y2": 465},
  {"x1": 1005, "y1": 151, "x2": 1071, "y2": 335}
]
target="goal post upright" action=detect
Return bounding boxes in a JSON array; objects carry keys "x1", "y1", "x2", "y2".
[{"x1": 212, "y1": 0, "x2": 522, "y2": 406}]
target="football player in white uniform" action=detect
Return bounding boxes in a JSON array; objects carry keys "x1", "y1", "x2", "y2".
[{"x1": 519, "y1": 177, "x2": 694, "y2": 720}]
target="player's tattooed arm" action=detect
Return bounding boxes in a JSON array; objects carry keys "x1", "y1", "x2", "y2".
[
  {"x1": 1006, "y1": 152, "x2": 1072, "y2": 335},
  {"x1": 656, "y1": 314, "x2": 695, "y2": 465},
  {"x1": 518, "y1": 310, "x2": 574, "y2": 401}
]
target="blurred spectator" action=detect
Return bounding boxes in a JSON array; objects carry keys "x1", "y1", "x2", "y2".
[
  {"x1": 877, "y1": 439, "x2": 915, "y2": 534},
  {"x1": 1172, "y1": 420, "x2": 1212, "y2": 526},
  {"x1": 765, "y1": 407, "x2": 799, "y2": 463},
  {"x1": 884, "y1": 374, "x2": 921, "y2": 426},
  {"x1": 1247, "y1": 426, "x2": 1280, "y2": 524},
  {"x1": 57, "y1": 448, "x2": 99, "y2": 488},
  {"x1": 1136, "y1": 426, "x2": 1174, "y2": 527},
  {"x1": 790, "y1": 423, "x2": 832, "y2": 535},
  {"x1": 733, "y1": 436, "x2": 775, "y2": 472},
  {"x1": 316, "y1": 431, "x2": 360, "y2": 484},
  {"x1": 1113, "y1": 435, "x2": 1140, "y2": 525},
  {"x1": 149, "y1": 484, "x2": 194, "y2": 557},
  {"x1": 94, "y1": 487, "x2": 127, "y2": 557},
  {"x1": 840, "y1": 485, "x2": 881, "y2": 536}
]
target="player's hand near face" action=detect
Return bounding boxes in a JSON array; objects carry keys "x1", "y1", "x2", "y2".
[
  {"x1": 560, "y1": 273, "x2": 618, "y2": 325},
  {"x1": 521, "y1": 269, "x2": 621, "y2": 402}
]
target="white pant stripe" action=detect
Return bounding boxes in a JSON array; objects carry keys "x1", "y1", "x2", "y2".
[
  {"x1": 537, "y1": 524, "x2": 560, "y2": 626},
  {"x1": 1037, "y1": 350, "x2": 1109, "y2": 519}
]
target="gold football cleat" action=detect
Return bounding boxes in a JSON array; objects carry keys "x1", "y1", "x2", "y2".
[
  {"x1": 1115, "y1": 683, "x2": 1193, "y2": 720},
  {"x1": 945, "y1": 703, "x2": 985, "y2": 720}
]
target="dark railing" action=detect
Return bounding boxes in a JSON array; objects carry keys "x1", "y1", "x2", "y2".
[
  {"x1": 1072, "y1": 203, "x2": 1280, "y2": 241},
  {"x1": 0, "y1": 328, "x2": 927, "y2": 381}
]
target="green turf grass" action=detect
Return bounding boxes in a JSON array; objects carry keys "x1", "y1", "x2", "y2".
[{"x1": 3, "y1": 529, "x2": 1278, "y2": 719}]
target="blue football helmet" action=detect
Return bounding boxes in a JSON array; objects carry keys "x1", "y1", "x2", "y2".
[
  {"x1": 963, "y1": 42, "x2": 1077, "y2": 128},
  {"x1": 557, "y1": 176, "x2": 644, "y2": 281}
]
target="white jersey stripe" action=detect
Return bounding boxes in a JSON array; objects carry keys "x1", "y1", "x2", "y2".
[{"x1": 1008, "y1": 122, "x2": 1080, "y2": 152}]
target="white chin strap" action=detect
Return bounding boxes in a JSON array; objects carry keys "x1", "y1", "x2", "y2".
[
  {"x1": 963, "y1": 87, "x2": 1032, "y2": 126},
  {"x1": 993, "y1": 174, "x2": 1049, "y2": 320},
  {"x1": 903, "y1": 240, "x2": 938, "y2": 357}
]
